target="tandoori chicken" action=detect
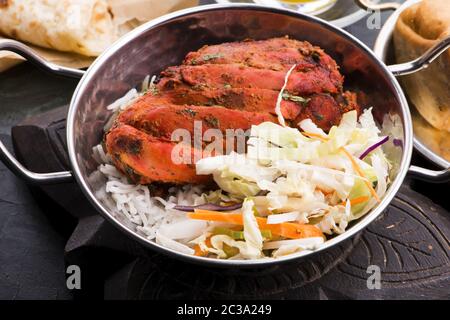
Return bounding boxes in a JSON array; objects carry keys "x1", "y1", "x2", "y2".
[{"x1": 105, "y1": 37, "x2": 362, "y2": 185}]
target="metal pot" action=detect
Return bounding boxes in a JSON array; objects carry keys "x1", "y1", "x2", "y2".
[
  {"x1": 0, "y1": 4, "x2": 449, "y2": 267},
  {"x1": 370, "y1": 0, "x2": 450, "y2": 169}
]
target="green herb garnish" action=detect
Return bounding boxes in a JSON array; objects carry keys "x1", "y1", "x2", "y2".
[
  {"x1": 204, "y1": 116, "x2": 219, "y2": 128},
  {"x1": 213, "y1": 227, "x2": 244, "y2": 240},
  {"x1": 177, "y1": 108, "x2": 198, "y2": 117},
  {"x1": 311, "y1": 51, "x2": 321, "y2": 63},
  {"x1": 149, "y1": 84, "x2": 159, "y2": 96},
  {"x1": 313, "y1": 112, "x2": 324, "y2": 121},
  {"x1": 202, "y1": 53, "x2": 224, "y2": 61},
  {"x1": 282, "y1": 92, "x2": 310, "y2": 104}
]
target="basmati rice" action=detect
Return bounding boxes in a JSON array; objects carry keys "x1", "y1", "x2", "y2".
[{"x1": 93, "y1": 77, "x2": 212, "y2": 248}]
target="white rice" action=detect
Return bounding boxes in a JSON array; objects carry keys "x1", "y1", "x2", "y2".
[
  {"x1": 106, "y1": 88, "x2": 139, "y2": 112},
  {"x1": 93, "y1": 77, "x2": 209, "y2": 243}
]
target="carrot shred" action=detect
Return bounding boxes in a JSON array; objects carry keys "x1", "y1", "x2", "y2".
[
  {"x1": 316, "y1": 188, "x2": 334, "y2": 196},
  {"x1": 340, "y1": 147, "x2": 381, "y2": 203},
  {"x1": 193, "y1": 245, "x2": 205, "y2": 257},
  {"x1": 339, "y1": 196, "x2": 370, "y2": 206},
  {"x1": 188, "y1": 209, "x2": 325, "y2": 240},
  {"x1": 194, "y1": 237, "x2": 211, "y2": 257},
  {"x1": 302, "y1": 132, "x2": 329, "y2": 142}
]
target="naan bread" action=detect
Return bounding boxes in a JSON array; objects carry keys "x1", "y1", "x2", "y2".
[
  {"x1": 393, "y1": 0, "x2": 450, "y2": 132},
  {"x1": 109, "y1": 0, "x2": 199, "y2": 35},
  {"x1": 0, "y1": 0, "x2": 199, "y2": 61},
  {"x1": 0, "y1": 0, "x2": 117, "y2": 57}
]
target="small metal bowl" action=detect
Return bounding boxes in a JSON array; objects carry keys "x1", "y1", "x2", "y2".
[{"x1": 374, "y1": 0, "x2": 450, "y2": 169}]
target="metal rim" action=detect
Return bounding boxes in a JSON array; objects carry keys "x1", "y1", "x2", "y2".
[
  {"x1": 373, "y1": 0, "x2": 450, "y2": 169},
  {"x1": 214, "y1": 0, "x2": 379, "y2": 29},
  {"x1": 329, "y1": 7, "x2": 370, "y2": 28},
  {"x1": 328, "y1": 0, "x2": 381, "y2": 29},
  {"x1": 67, "y1": 3, "x2": 413, "y2": 267}
]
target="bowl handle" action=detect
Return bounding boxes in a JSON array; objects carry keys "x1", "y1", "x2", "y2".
[
  {"x1": 0, "y1": 39, "x2": 85, "y2": 79},
  {"x1": 354, "y1": 0, "x2": 400, "y2": 11},
  {"x1": 388, "y1": 36, "x2": 450, "y2": 76},
  {"x1": 408, "y1": 166, "x2": 450, "y2": 184},
  {"x1": 0, "y1": 39, "x2": 82, "y2": 184},
  {"x1": 0, "y1": 141, "x2": 73, "y2": 185}
]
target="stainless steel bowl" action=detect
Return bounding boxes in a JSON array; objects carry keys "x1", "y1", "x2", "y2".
[
  {"x1": 373, "y1": 0, "x2": 450, "y2": 169},
  {"x1": 0, "y1": 4, "x2": 449, "y2": 267}
]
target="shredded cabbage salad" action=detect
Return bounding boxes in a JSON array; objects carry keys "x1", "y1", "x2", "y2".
[{"x1": 169, "y1": 108, "x2": 392, "y2": 260}]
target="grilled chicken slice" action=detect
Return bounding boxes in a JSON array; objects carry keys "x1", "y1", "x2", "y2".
[
  {"x1": 106, "y1": 124, "x2": 211, "y2": 185},
  {"x1": 162, "y1": 64, "x2": 341, "y2": 95},
  {"x1": 183, "y1": 37, "x2": 343, "y2": 85},
  {"x1": 185, "y1": 46, "x2": 317, "y2": 71},
  {"x1": 117, "y1": 103, "x2": 275, "y2": 142},
  {"x1": 134, "y1": 84, "x2": 303, "y2": 121}
]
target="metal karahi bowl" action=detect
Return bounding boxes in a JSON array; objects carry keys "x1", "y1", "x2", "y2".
[
  {"x1": 373, "y1": 0, "x2": 450, "y2": 169},
  {"x1": 0, "y1": 4, "x2": 449, "y2": 267}
]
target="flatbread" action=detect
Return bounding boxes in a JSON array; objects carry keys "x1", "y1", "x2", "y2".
[
  {"x1": 393, "y1": 0, "x2": 450, "y2": 132},
  {"x1": 109, "y1": 0, "x2": 199, "y2": 34},
  {"x1": 0, "y1": 0, "x2": 198, "y2": 71},
  {"x1": 0, "y1": 0, "x2": 116, "y2": 57}
]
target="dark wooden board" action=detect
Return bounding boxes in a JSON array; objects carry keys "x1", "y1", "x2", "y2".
[{"x1": 10, "y1": 105, "x2": 450, "y2": 300}]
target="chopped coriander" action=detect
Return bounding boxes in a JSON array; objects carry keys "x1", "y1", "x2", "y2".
[
  {"x1": 149, "y1": 84, "x2": 159, "y2": 96},
  {"x1": 177, "y1": 108, "x2": 198, "y2": 117},
  {"x1": 311, "y1": 51, "x2": 321, "y2": 63},
  {"x1": 204, "y1": 115, "x2": 219, "y2": 128},
  {"x1": 313, "y1": 112, "x2": 324, "y2": 121},
  {"x1": 202, "y1": 53, "x2": 224, "y2": 61},
  {"x1": 282, "y1": 92, "x2": 310, "y2": 104}
]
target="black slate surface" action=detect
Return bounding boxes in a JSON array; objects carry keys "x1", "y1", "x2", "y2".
[{"x1": 0, "y1": 136, "x2": 73, "y2": 299}]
